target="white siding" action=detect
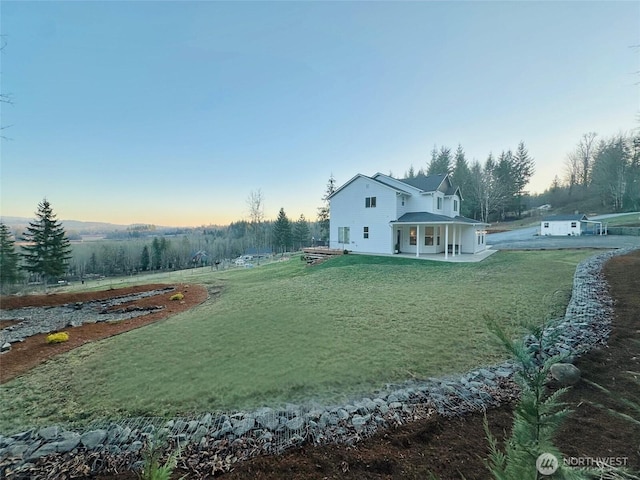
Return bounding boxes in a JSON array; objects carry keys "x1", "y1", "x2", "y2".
[
  {"x1": 461, "y1": 227, "x2": 486, "y2": 253},
  {"x1": 330, "y1": 176, "x2": 398, "y2": 253},
  {"x1": 443, "y1": 195, "x2": 460, "y2": 217},
  {"x1": 541, "y1": 221, "x2": 583, "y2": 236}
]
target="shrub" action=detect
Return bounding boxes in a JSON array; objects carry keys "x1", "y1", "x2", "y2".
[
  {"x1": 169, "y1": 293, "x2": 184, "y2": 301},
  {"x1": 138, "y1": 432, "x2": 184, "y2": 480},
  {"x1": 47, "y1": 332, "x2": 69, "y2": 344}
]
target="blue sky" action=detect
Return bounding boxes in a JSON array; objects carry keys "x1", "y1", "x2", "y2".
[{"x1": 1, "y1": 1, "x2": 638, "y2": 227}]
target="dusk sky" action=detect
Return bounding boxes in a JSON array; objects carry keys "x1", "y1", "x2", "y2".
[{"x1": 1, "y1": 1, "x2": 638, "y2": 227}]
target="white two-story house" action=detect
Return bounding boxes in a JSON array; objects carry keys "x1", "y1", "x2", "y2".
[{"x1": 329, "y1": 172, "x2": 487, "y2": 258}]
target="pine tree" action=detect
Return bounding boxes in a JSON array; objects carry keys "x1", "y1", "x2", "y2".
[
  {"x1": 272, "y1": 208, "x2": 292, "y2": 254},
  {"x1": 451, "y1": 144, "x2": 473, "y2": 217},
  {"x1": 140, "y1": 245, "x2": 150, "y2": 271},
  {"x1": 484, "y1": 321, "x2": 595, "y2": 480},
  {"x1": 292, "y1": 214, "x2": 310, "y2": 250},
  {"x1": 0, "y1": 222, "x2": 21, "y2": 290},
  {"x1": 427, "y1": 145, "x2": 453, "y2": 176},
  {"x1": 317, "y1": 174, "x2": 335, "y2": 245},
  {"x1": 21, "y1": 199, "x2": 72, "y2": 286},
  {"x1": 512, "y1": 142, "x2": 535, "y2": 217}
]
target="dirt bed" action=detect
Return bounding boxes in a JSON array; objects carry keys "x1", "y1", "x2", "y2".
[{"x1": 0, "y1": 284, "x2": 209, "y2": 384}]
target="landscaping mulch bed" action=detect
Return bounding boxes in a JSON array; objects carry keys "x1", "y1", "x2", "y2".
[
  {"x1": 0, "y1": 283, "x2": 209, "y2": 384},
  {"x1": 2, "y1": 250, "x2": 639, "y2": 479}
]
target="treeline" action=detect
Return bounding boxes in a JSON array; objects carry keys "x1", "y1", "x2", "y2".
[
  {"x1": 401, "y1": 142, "x2": 535, "y2": 222},
  {"x1": 0, "y1": 201, "x2": 323, "y2": 290},
  {"x1": 536, "y1": 132, "x2": 640, "y2": 213},
  {"x1": 68, "y1": 213, "x2": 319, "y2": 278}
]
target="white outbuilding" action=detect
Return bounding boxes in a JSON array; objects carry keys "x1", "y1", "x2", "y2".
[{"x1": 540, "y1": 214, "x2": 603, "y2": 236}]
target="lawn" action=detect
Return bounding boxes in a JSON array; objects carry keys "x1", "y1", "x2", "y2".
[
  {"x1": 0, "y1": 250, "x2": 596, "y2": 432},
  {"x1": 604, "y1": 212, "x2": 640, "y2": 226}
]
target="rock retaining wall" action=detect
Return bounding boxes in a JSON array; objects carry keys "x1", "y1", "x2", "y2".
[{"x1": 1, "y1": 248, "x2": 635, "y2": 479}]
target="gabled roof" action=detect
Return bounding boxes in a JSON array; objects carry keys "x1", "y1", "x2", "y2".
[
  {"x1": 397, "y1": 173, "x2": 447, "y2": 192},
  {"x1": 328, "y1": 174, "x2": 411, "y2": 199},
  {"x1": 541, "y1": 214, "x2": 589, "y2": 222},
  {"x1": 393, "y1": 173, "x2": 462, "y2": 198},
  {"x1": 392, "y1": 212, "x2": 487, "y2": 225}
]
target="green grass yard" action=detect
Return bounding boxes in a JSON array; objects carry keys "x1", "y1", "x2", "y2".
[{"x1": 0, "y1": 250, "x2": 596, "y2": 433}]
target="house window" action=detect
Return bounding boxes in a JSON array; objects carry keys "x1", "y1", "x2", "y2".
[
  {"x1": 401, "y1": 197, "x2": 405, "y2": 206},
  {"x1": 409, "y1": 227, "x2": 417, "y2": 245},
  {"x1": 338, "y1": 227, "x2": 350, "y2": 244},
  {"x1": 424, "y1": 226, "x2": 434, "y2": 246},
  {"x1": 454, "y1": 199, "x2": 458, "y2": 212},
  {"x1": 437, "y1": 197, "x2": 442, "y2": 210},
  {"x1": 571, "y1": 222, "x2": 577, "y2": 228},
  {"x1": 544, "y1": 222, "x2": 549, "y2": 228},
  {"x1": 363, "y1": 226, "x2": 369, "y2": 239},
  {"x1": 365, "y1": 196, "x2": 377, "y2": 208}
]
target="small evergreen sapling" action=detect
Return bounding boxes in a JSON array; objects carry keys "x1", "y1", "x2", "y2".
[{"x1": 484, "y1": 320, "x2": 592, "y2": 480}]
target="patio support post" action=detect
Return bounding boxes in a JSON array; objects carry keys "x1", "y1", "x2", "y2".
[
  {"x1": 452, "y1": 225, "x2": 456, "y2": 257},
  {"x1": 458, "y1": 226, "x2": 462, "y2": 255},
  {"x1": 445, "y1": 224, "x2": 449, "y2": 259},
  {"x1": 416, "y1": 224, "x2": 420, "y2": 257}
]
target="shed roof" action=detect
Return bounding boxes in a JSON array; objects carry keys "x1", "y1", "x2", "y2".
[{"x1": 541, "y1": 214, "x2": 588, "y2": 222}]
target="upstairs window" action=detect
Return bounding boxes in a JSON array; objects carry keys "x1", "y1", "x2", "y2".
[
  {"x1": 365, "y1": 196, "x2": 377, "y2": 208},
  {"x1": 437, "y1": 197, "x2": 443, "y2": 210},
  {"x1": 454, "y1": 199, "x2": 459, "y2": 212}
]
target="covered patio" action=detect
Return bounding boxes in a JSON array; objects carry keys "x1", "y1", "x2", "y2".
[
  {"x1": 353, "y1": 249, "x2": 497, "y2": 263},
  {"x1": 390, "y1": 212, "x2": 488, "y2": 260}
]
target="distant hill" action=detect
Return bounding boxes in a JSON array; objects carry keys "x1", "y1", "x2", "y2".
[{"x1": 0, "y1": 216, "x2": 131, "y2": 234}]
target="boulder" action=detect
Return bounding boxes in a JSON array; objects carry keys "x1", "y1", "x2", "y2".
[
  {"x1": 232, "y1": 417, "x2": 255, "y2": 437},
  {"x1": 37, "y1": 426, "x2": 61, "y2": 441},
  {"x1": 80, "y1": 429, "x2": 107, "y2": 449},
  {"x1": 550, "y1": 363, "x2": 581, "y2": 386},
  {"x1": 285, "y1": 417, "x2": 305, "y2": 431}
]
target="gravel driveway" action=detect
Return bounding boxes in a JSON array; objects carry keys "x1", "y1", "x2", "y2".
[{"x1": 487, "y1": 212, "x2": 640, "y2": 250}]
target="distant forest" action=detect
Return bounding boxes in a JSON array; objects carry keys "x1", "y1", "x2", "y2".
[{"x1": 2, "y1": 130, "x2": 638, "y2": 283}]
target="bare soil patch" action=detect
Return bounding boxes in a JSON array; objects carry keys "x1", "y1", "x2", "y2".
[{"x1": 0, "y1": 284, "x2": 209, "y2": 384}]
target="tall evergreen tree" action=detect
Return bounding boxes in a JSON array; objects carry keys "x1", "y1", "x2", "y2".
[
  {"x1": 317, "y1": 174, "x2": 336, "y2": 245},
  {"x1": 21, "y1": 199, "x2": 72, "y2": 286},
  {"x1": 272, "y1": 208, "x2": 292, "y2": 253},
  {"x1": 512, "y1": 141, "x2": 535, "y2": 217},
  {"x1": 427, "y1": 145, "x2": 453, "y2": 175},
  {"x1": 140, "y1": 245, "x2": 150, "y2": 271},
  {"x1": 292, "y1": 214, "x2": 310, "y2": 250},
  {"x1": 151, "y1": 237, "x2": 162, "y2": 270},
  {"x1": 0, "y1": 222, "x2": 21, "y2": 289},
  {"x1": 405, "y1": 165, "x2": 416, "y2": 178},
  {"x1": 451, "y1": 144, "x2": 473, "y2": 217}
]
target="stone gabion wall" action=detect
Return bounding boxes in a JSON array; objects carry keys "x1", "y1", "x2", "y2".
[{"x1": 1, "y1": 247, "x2": 636, "y2": 479}]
